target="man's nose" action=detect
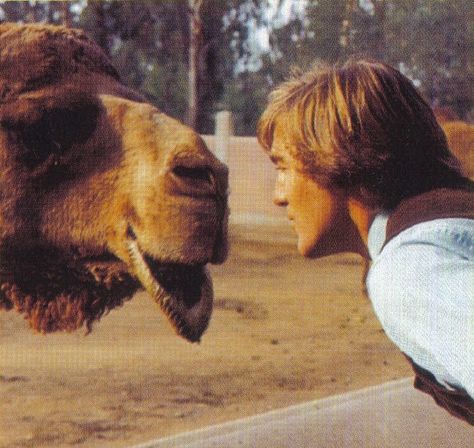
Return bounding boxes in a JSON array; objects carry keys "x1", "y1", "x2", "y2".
[{"x1": 273, "y1": 181, "x2": 288, "y2": 207}]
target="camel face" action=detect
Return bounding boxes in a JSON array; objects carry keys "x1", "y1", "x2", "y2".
[{"x1": 0, "y1": 23, "x2": 228, "y2": 342}]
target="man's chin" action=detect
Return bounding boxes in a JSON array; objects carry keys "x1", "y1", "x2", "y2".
[
  {"x1": 297, "y1": 236, "x2": 341, "y2": 259},
  {"x1": 297, "y1": 238, "x2": 319, "y2": 258}
]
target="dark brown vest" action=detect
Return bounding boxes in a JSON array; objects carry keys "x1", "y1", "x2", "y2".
[{"x1": 384, "y1": 185, "x2": 474, "y2": 425}]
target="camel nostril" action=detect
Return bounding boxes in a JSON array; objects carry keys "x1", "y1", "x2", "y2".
[{"x1": 172, "y1": 165, "x2": 215, "y2": 188}]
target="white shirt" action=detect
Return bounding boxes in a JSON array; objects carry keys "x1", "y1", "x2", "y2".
[{"x1": 366, "y1": 214, "x2": 474, "y2": 398}]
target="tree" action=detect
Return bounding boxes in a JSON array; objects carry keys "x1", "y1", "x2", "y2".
[
  {"x1": 78, "y1": 0, "x2": 247, "y2": 134},
  {"x1": 384, "y1": 0, "x2": 473, "y2": 119},
  {"x1": 239, "y1": 0, "x2": 473, "y2": 130},
  {"x1": 62, "y1": 0, "x2": 72, "y2": 27},
  {"x1": 3, "y1": 1, "x2": 470, "y2": 133},
  {"x1": 0, "y1": 1, "x2": 82, "y2": 26}
]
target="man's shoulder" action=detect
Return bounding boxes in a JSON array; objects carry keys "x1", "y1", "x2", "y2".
[
  {"x1": 386, "y1": 217, "x2": 474, "y2": 260},
  {"x1": 385, "y1": 185, "x2": 474, "y2": 243}
]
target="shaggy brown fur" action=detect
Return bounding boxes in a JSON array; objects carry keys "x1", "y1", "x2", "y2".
[
  {"x1": 433, "y1": 107, "x2": 474, "y2": 179},
  {"x1": 0, "y1": 24, "x2": 228, "y2": 339},
  {"x1": 0, "y1": 24, "x2": 136, "y2": 332},
  {"x1": 1, "y1": 257, "x2": 137, "y2": 333},
  {"x1": 440, "y1": 120, "x2": 474, "y2": 179},
  {"x1": 0, "y1": 23, "x2": 118, "y2": 99}
]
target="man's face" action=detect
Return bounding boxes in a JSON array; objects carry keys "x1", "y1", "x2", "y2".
[{"x1": 269, "y1": 122, "x2": 356, "y2": 258}]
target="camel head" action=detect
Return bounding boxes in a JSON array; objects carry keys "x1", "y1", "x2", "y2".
[{"x1": 0, "y1": 23, "x2": 228, "y2": 342}]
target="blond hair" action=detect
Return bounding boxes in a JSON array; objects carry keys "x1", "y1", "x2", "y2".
[{"x1": 257, "y1": 60, "x2": 464, "y2": 209}]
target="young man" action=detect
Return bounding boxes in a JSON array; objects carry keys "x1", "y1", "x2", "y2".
[{"x1": 257, "y1": 60, "x2": 473, "y2": 423}]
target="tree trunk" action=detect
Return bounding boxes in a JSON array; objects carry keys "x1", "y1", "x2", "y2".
[
  {"x1": 21, "y1": 1, "x2": 35, "y2": 23},
  {"x1": 373, "y1": 0, "x2": 386, "y2": 61},
  {"x1": 62, "y1": 1, "x2": 72, "y2": 28},
  {"x1": 187, "y1": 0, "x2": 203, "y2": 130},
  {"x1": 340, "y1": 0, "x2": 356, "y2": 53}
]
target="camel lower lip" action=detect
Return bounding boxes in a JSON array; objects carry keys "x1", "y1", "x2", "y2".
[
  {"x1": 126, "y1": 237, "x2": 213, "y2": 342},
  {"x1": 144, "y1": 258, "x2": 204, "y2": 308}
]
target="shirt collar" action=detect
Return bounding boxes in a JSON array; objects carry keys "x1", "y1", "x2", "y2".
[{"x1": 367, "y1": 212, "x2": 390, "y2": 260}]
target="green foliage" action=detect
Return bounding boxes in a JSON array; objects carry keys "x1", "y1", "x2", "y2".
[
  {"x1": 78, "y1": 0, "x2": 189, "y2": 121},
  {"x1": 221, "y1": 69, "x2": 271, "y2": 135},
  {"x1": 230, "y1": 0, "x2": 473, "y2": 133},
  {"x1": 383, "y1": 0, "x2": 473, "y2": 118},
  {"x1": 0, "y1": 0, "x2": 74, "y2": 25},
  {"x1": 78, "y1": 0, "x2": 250, "y2": 134}
]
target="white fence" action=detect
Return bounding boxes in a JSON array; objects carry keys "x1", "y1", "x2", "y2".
[
  {"x1": 202, "y1": 111, "x2": 287, "y2": 226},
  {"x1": 202, "y1": 133, "x2": 287, "y2": 226}
]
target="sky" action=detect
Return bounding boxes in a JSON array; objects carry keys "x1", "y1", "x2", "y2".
[{"x1": 258, "y1": 0, "x2": 307, "y2": 51}]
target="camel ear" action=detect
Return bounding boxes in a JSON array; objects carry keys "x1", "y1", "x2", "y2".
[{"x1": 3, "y1": 101, "x2": 100, "y2": 168}]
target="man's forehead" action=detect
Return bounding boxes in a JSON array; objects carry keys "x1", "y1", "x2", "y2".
[
  {"x1": 269, "y1": 120, "x2": 292, "y2": 159},
  {"x1": 269, "y1": 121, "x2": 307, "y2": 172}
]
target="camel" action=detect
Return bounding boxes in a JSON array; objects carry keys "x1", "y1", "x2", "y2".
[
  {"x1": 442, "y1": 120, "x2": 474, "y2": 178},
  {"x1": 439, "y1": 122, "x2": 473, "y2": 179},
  {"x1": 433, "y1": 107, "x2": 474, "y2": 179},
  {"x1": 0, "y1": 23, "x2": 229, "y2": 343}
]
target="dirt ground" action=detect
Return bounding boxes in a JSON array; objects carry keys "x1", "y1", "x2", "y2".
[{"x1": 0, "y1": 224, "x2": 412, "y2": 448}]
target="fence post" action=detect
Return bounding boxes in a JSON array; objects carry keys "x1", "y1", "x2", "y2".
[{"x1": 214, "y1": 111, "x2": 233, "y2": 163}]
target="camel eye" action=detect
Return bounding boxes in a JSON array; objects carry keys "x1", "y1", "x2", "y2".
[
  {"x1": 17, "y1": 116, "x2": 62, "y2": 167},
  {"x1": 14, "y1": 103, "x2": 99, "y2": 168}
]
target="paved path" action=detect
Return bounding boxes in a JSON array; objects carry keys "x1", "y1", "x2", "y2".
[{"x1": 132, "y1": 378, "x2": 473, "y2": 448}]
